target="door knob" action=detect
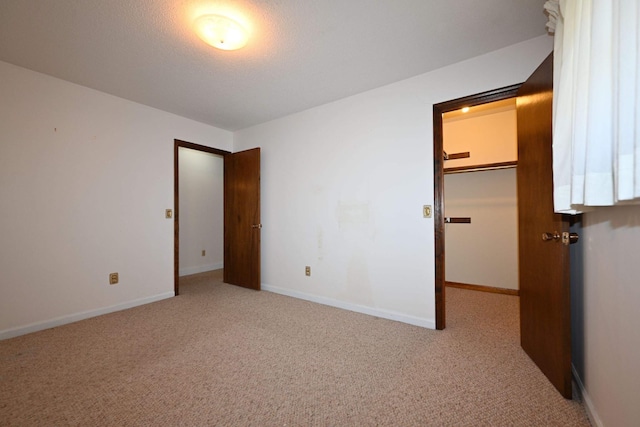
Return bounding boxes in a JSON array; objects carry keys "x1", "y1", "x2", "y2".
[
  {"x1": 542, "y1": 231, "x2": 560, "y2": 241},
  {"x1": 542, "y1": 231, "x2": 579, "y2": 245},
  {"x1": 562, "y1": 232, "x2": 579, "y2": 245},
  {"x1": 251, "y1": 224, "x2": 262, "y2": 229}
]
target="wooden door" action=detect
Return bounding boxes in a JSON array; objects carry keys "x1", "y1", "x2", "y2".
[
  {"x1": 224, "y1": 148, "x2": 261, "y2": 290},
  {"x1": 516, "y1": 54, "x2": 572, "y2": 398}
]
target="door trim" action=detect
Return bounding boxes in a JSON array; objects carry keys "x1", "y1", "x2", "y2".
[
  {"x1": 174, "y1": 139, "x2": 231, "y2": 296},
  {"x1": 432, "y1": 84, "x2": 521, "y2": 330}
]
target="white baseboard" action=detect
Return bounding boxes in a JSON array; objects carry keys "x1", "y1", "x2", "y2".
[
  {"x1": 0, "y1": 292, "x2": 175, "y2": 341},
  {"x1": 572, "y1": 365, "x2": 603, "y2": 427},
  {"x1": 179, "y1": 262, "x2": 223, "y2": 277},
  {"x1": 262, "y1": 283, "x2": 436, "y2": 329}
]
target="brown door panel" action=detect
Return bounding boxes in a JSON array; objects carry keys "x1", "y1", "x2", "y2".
[
  {"x1": 224, "y1": 148, "x2": 261, "y2": 290},
  {"x1": 517, "y1": 54, "x2": 572, "y2": 398}
]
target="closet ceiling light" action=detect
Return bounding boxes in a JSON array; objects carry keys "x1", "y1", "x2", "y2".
[{"x1": 194, "y1": 14, "x2": 248, "y2": 51}]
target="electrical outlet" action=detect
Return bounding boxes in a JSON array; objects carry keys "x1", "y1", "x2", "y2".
[
  {"x1": 109, "y1": 272, "x2": 119, "y2": 285},
  {"x1": 305, "y1": 266, "x2": 311, "y2": 276},
  {"x1": 202, "y1": 250, "x2": 206, "y2": 256}
]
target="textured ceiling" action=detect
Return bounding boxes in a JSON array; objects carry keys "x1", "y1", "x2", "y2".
[{"x1": 0, "y1": 0, "x2": 548, "y2": 131}]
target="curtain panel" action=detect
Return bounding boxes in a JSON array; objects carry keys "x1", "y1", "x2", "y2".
[{"x1": 546, "y1": 0, "x2": 640, "y2": 214}]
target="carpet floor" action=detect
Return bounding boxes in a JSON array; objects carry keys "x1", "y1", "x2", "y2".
[{"x1": 0, "y1": 270, "x2": 590, "y2": 426}]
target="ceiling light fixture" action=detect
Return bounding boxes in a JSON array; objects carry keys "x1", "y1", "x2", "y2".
[
  {"x1": 194, "y1": 14, "x2": 248, "y2": 51},
  {"x1": 461, "y1": 107, "x2": 470, "y2": 113}
]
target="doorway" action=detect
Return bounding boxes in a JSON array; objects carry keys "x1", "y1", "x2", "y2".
[
  {"x1": 433, "y1": 85, "x2": 521, "y2": 330},
  {"x1": 442, "y1": 98, "x2": 520, "y2": 297},
  {"x1": 174, "y1": 140, "x2": 230, "y2": 295},
  {"x1": 435, "y1": 56, "x2": 575, "y2": 398},
  {"x1": 174, "y1": 140, "x2": 262, "y2": 295}
]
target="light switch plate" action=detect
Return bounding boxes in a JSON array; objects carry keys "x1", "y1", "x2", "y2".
[{"x1": 423, "y1": 205, "x2": 432, "y2": 218}]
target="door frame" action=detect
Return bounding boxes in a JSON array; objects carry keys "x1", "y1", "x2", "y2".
[
  {"x1": 174, "y1": 139, "x2": 231, "y2": 296},
  {"x1": 432, "y1": 84, "x2": 522, "y2": 330}
]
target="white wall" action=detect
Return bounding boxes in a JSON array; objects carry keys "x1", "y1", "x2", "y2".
[
  {"x1": 443, "y1": 108, "x2": 518, "y2": 168},
  {"x1": 178, "y1": 148, "x2": 224, "y2": 276},
  {"x1": 444, "y1": 168, "x2": 518, "y2": 290},
  {"x1": 0, "y1": 61, "x2": 233, "y2": 339},
  {"x1": 572, "y1": 206, "x2": 640, "y2": 426},
  {"x1": 234, "y1": 35, "x2": 553, "y2": 328}
]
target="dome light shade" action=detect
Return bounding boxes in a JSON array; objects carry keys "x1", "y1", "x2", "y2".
[{"x1": 194, "y1": 14, "x2": 248, "y2": 51}]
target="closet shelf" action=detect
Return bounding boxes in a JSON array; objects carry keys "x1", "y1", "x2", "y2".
[{"x1": 444, "y1": 160, "x2": 517, "y2": 174}]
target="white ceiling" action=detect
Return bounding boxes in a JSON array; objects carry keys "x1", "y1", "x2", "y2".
[{"x1": 0, "y1": 0, "x2": 548, "y2": 131}]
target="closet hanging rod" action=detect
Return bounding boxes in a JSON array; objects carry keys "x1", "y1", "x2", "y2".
[
  {"x1": 443, "y1": 151, "x2": 470, "y2": 161},
  {"x1": 444, "y1": 217, "x2": 471, "y2": 224}
]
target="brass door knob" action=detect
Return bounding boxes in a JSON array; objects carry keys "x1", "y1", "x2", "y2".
[{"x1": 542, "y1": 231, "x2": 561, "y2": 241}]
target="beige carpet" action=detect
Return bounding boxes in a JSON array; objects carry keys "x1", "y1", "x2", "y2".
[{"x1": 0, "y1": 270, "x2": 590, "y2": 426}]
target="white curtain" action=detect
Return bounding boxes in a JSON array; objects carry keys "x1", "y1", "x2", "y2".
[{"x1": 547, "y1": 0, "x2": 640, "y2": 214}]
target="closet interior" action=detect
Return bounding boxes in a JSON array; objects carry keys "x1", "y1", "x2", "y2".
[{"x1": 443, "y1": 98, "x2": 519, "y2": 295}]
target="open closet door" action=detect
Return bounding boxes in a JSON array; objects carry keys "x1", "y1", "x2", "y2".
[
  {"x1": 224, "y1": 148, "x2": 261, "y2": 290},
  {"x1": 516, "y1": 54, "x2": 573, "y2": 398}
]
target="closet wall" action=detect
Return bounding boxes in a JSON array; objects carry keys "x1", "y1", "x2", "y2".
[
  {"x1": 178, "y1": 147, "x2": 224, "y2": 276},
  {"x1": 443, "y1": 100, "x2": 519, "y2": 291}
]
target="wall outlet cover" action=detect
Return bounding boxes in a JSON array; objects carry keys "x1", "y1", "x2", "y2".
[{"x1": 109, "y1": 273, "x2": 119, "y2": 285}]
